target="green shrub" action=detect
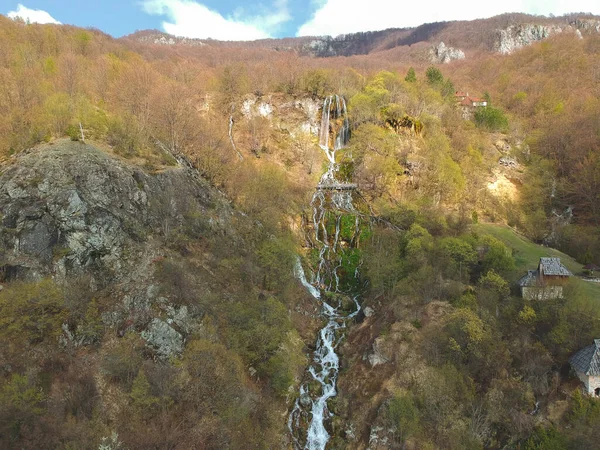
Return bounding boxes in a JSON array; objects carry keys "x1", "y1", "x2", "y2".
[
  {"x1": 0, "y1": 279, "x2": 67, "y2": 349},
  {"x1": 474, "y1": 106, "x2": 509, "y2": 132},
  {"x1": 66, "y1": 124, "x2": 80, "y2": 141}
]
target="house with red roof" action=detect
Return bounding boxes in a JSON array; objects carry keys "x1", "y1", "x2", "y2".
[{"x1": 455, "y1": 91, "x2": 488, "y2": 107}]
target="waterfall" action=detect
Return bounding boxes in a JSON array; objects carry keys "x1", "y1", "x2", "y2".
[
  {"x1": 294, "y1": 258, "x2": 321, "y2": 300},
  {"x1": 290, "y1": 95, "x2": 362, "y2": 450},
  {"x1": 228, "y1": 105, "x2": 243, "y2": 160}
]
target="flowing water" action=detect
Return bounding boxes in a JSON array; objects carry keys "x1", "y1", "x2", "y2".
[
  {"x1": 228, "y1": 107, "x2": 243, "y2": 160},
  {"x1": 289, "y1": 96, "x2": 364, "y2": 450}
]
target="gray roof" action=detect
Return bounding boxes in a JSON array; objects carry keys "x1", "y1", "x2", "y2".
[
  {"x1": 518, "y1": 270, "x2": 539, "y2": 287},
  {"x1": 570, "y1": 339, "x2": 600, "y2": 376},
  {"x1": 539, "y1": 257, "x2": 571, "y2": 276}
]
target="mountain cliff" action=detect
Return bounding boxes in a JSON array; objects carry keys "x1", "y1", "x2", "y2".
[{"x1": 124, "y1": 13, "x2": 600, "y2": 58}]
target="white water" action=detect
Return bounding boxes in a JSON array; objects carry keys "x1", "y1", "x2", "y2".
[
  {"x1": 290, "y1": 95, "x2": 361, "y2": 450},
  {"x1": 295, "y1": 258, "x2": 321, "y2": 300},
  {"x1": 228, "y1": 111, "x2": 244, "y2": 161}
]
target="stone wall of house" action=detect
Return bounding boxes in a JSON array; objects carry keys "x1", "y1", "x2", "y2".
[
  {"x1": 588, "y1": 375, "x2": 600, "y2": 395},
  {"x1": 577, "y1": 372, "x2": 600, "y2": 395},
  {"x1": 522, "y1": 285, "x2": 563, "y2": 300}
]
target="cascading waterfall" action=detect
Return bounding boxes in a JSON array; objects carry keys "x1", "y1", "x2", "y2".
[
  {"x1": 228, "y1": 104, "x2": 244, "y2": 161},
  {"x1": 289, "y1": 95, "x2": 363, "y2": 450}
]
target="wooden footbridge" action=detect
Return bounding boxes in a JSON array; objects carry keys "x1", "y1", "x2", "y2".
[{"x1": 316, "y1": 182, "x2": 357, "y2": 190}]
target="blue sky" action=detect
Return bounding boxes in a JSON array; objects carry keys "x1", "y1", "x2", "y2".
[{"x1": 3, "y1": 0, "x2": 600, "y2": 40}]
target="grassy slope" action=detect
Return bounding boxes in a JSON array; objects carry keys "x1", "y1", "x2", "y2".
[{"x1": 473, "y1": 223, "x2": 600, "y2": 298}]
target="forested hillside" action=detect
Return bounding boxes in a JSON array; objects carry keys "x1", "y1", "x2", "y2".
[{"x1": 0, "y1": 12, "x2": 599, "y2": 450}]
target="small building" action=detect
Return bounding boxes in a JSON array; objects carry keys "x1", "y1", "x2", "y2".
[
  {"x1": 583, "y1": 263, "x2": 600, "y2": 277},
  {"x1": 455, "y1": 91, "x2": 488, "y2": 119},
  {"x1": 570, "y1": 339, "x2": 600, "y2": 396},
  {"x1": 459, "y1": 97, "x2": 488, "y2": 107},
  {"x1": 454, "y1": 91, "x2": 488, "y2": 107},
  {"x1": 518, "y1": 257, "x2": 572, "y2": 300}
]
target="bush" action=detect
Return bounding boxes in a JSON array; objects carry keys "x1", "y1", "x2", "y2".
[
  {"x1": 473, "y1": 106, "x2": 509, "y2": 132},
  {"x1": 0, "y1": 374, "x2": 45, "y2": 442},
  {"x1": 66, "y1": 124, "x2": 80, "y2": 141},
  {"x1": 100, "y1": 333, "x2": 143, "y2": 387},
  {"x1": 0, "y1": 279, "x2": 67, "y2": 353},
  {"x1": 384, "y1": 394, "x2": 419, "y2": 445},
  {"x1": 225, "y1": 296, "x2": 290, "y2": 365}
]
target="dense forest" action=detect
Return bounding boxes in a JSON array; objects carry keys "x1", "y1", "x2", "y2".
[{"x1": 0, "y1": 12, "x2": 599, "y2": 450}]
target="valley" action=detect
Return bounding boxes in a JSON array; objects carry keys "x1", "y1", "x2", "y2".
[{"x1": 0, "y1": 10, "x2": 599, "y2": 450}]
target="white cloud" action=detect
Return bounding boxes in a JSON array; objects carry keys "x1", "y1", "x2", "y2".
[
  {"x1": 7, "y1": 4, "x2": 61, "y2": 24},
  {"x1": 297, "y1": 0, "x2": 600, "y2": 37},
  {"x1": 141, "y1": 0, "x2": 291, "y2": 41}
]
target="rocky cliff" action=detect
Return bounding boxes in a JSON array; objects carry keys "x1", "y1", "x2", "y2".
[
  {"x1": 495, "y1": 24, "x2": 564, "y2": 54},
  {"x1": 0, "y1": 140, "x2": 233, "y2": 356},
  {"x1": 494, "y1": 19, "x2": 600, "y2": 54},
  {"x1": 429, "y1": 41, "x2": 466, "y2": 63}
]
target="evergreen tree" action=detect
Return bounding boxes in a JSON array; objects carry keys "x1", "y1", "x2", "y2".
[
  {"x1": 405, "y1": 67, "x2": 417, "y2": 83},
  {"x1": 425, "y1": 66, "x2": 444, "y2": 85},
  {"x1": 130, "y1": 370, "x2": 160, "y2": 413}
]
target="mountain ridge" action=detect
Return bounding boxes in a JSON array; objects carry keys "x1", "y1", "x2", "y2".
[{"x1": 123, "y1": 13, "x2": 600, "y2": 58}]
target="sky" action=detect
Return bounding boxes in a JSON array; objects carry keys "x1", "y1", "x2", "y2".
[{"x1": 3, "y1": 0, "x2": 600, "y2": 41}]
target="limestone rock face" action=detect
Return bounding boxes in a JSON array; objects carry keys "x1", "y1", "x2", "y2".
[
  {"x1": 570, "y1": 18, "x2": 600, "y2": 33},
  {"x1": 367, "y1": 337, "x2": 390, "y2": 367},
  {"x1": 0, "y1": 141, "x2": 219, "y2": 281},
  {"x1": 0, "y1": 141, "x2": 230, "y2": 356},
  {"x1": 141, "y1": 318, "x2": 184, "y2": 358},
  {"x1": 495, "y1": 24, "x2": 563, "y2": 54},
  {"x1": 429, "y1": 41, "x2": 466, "y2": 63},
  {"x1": 240, "y1": 94, "x2": 321, "y2": 138}
]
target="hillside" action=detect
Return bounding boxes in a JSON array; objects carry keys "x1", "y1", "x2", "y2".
[
  {"x1": 474, "y1": 223, "x2": 600, "y2": 297},
  {"x1": 124, "y1": 13, "x2": 600, "y2": 59},
  {"x1": 0, "y1": 140, "x2": 320, "y2": 448},
  {"x1": 1, "y1": 11, "x2": 600, "y2": 450}
]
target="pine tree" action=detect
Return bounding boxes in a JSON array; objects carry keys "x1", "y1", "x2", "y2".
[
  {"x1": 130, "y1": 370, "x2": 160, "y2": 414},
  {"x1": 425, "y1": 66, "x2": 444, "y2": 85}
]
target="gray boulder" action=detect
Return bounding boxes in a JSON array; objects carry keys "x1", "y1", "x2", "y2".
[{"x1": 430, "y1": 42, "x2": 465, "y2": 64}]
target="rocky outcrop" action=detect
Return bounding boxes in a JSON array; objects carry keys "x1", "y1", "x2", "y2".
[
  {"x1": 0, "y1": 140, "x2": 232, "y2": 357},
  {"x1": 135, "y1": 32, "x2": 206, "y2": 46},
  {"x1": 141, "y1": 318, "x2": 184, "y2": 357},
  {"x1": 429, "y1": 41, "x2": 465, "y2": 63},
  {"x1": 495, "y1": 24, "x2": 562, "y2": 54},
  {"x1": 0, "y1": 141, "x2": 224, "y2": 280},
  {"x1": 570, "y1": 18, "x2": 600, "y2": 33},
  {"x1": 239, "y1": 94, "x2": 322, "y2": 137},
  {"x1": 493, "y1": 20, "x2": 600, "y2": 54}
]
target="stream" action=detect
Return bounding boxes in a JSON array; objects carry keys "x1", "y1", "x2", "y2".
[{"x1": 289, "y1": 96, "x2": 363, "y2": 450}]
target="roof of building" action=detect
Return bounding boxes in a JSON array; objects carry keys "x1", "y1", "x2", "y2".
[
  {"x1": 459, "y1": 96, "x2": 487, "y2": 107},
  {"x1": 518, "y1": 270, "x2": 540, "y2": 287},
  {"x1": 539, "y1": 257, "x2": 572, "y2": 276},
  {"x1": 570, "y1": 339, "x2": 600, "y2": 376}
]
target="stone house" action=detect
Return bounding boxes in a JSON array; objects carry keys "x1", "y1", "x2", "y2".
[
  {"x1": 455, "y1": 91, "x2": 488, "y2": 107},
  {"x1": 518, "y1": 257, "x2": 572, "y2": 300},
  {"x1": 570, "y1": 339, "x2": 600, "y2": 396},
  {"x1": 455, "y1": 91, "x2": 488, "y2": 119},
  {"x1": 459, "y1": 97, "x2": 488, "y2": 107}
]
